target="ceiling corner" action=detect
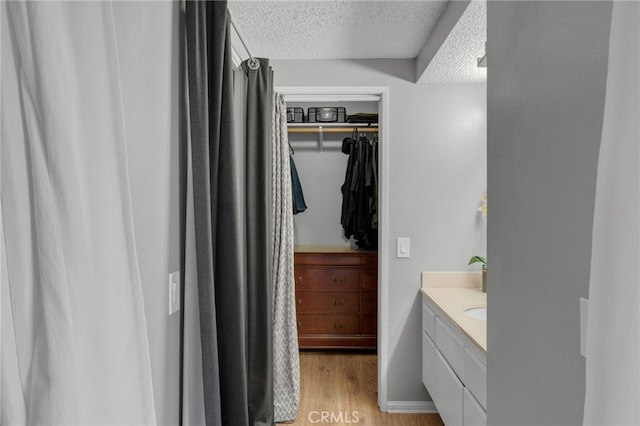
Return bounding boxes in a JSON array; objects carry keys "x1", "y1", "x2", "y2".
[{"x1": 415, "y1": 0, "x2": 471, "y2": 83}]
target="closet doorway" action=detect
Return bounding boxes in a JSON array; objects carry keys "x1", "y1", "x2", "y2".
[{"x1": 277, "y1": 86, "x2": 391, "y2": 410}]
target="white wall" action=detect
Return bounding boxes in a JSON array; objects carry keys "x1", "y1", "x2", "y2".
[
  {"x1": 291, "y1": 149, "x2": 351, "y2": 247},
  {"x1": 273, "y1": 59, "x2": 487, "y2": 405},
  {"x1": 114, "y1": 3, "x2": 181, "y2": 425},
  {"x1": 288, "y1": 100, "x2": 379, "y2": 247},
  {"x1": 486, "y1": 2, "x2": 612, "y2": 425}
]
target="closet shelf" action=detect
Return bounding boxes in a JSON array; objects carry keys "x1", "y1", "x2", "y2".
[
  {"x1": 287, "y1": 123, "x2": 378, "y2": 152},
  {"x1": 287, "y1": 123, "x2": 378, "y2": 134}
]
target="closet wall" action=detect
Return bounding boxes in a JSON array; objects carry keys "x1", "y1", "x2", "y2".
[
  {"x1": 273, "y1": 59, "x2": 487, "y2": 408},
  {"x1": 287, "y1": 100, "x2": 378, "y2": 247}
]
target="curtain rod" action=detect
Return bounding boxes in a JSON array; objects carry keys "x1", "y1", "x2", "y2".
[{"x1": 229, "y1": 16, "x2": 259, "y2": 69}]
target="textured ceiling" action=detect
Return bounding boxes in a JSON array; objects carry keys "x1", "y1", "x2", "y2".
[
  {"x1": 228, "y1": 0, "x2": 447, "y2": 60},
  {"x1": 418, "y1": 0, "x2": 486, "y2": 84},
  {"x1": 228, "y1": 0, "x2": 486, "y2": 83}
]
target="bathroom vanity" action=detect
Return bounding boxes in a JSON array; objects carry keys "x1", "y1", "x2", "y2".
[{"x1": 421, "y1": 272, "x2": 487, "y2": 426}]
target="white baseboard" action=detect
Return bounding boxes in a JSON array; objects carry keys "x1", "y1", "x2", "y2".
[{"x1": 385, "y1": 401, "x2": 437, "y2": 413}]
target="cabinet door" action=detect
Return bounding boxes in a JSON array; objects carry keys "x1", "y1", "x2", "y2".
[
  {"x1": 422, "y1": 300, "x2": 436, "y2": 340},
  {"x1": 463, "y1": 347, "x2": 487, "y2": 409},
  {"x1": 463, "y1": 388, "x2": 487, "y2": 426},
  {"x1": 422, "y1": 331, "x2": 438, "y2": 396},
  {"x1": 436, "y1": 317, "x2": 464, "y2": 379},
  {"x1": 434, "y1": 348, "x2": 464, "y2": 426}
]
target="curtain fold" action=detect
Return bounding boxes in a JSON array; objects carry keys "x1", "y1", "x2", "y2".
[
  {"x1": 272, "y1": 93, "x2": 300, "y2": 423},
  {"x1": 242, "y1": 57, "x2": 275, "y2": 426},
  {"x1": 185, "y1": 1, "x2": 250, "y2": 425},
  {"x1": 1, "y1": 2, "x2": 156, "y2": 424},
  {"x1": 583, "y1": 2, "x2": 640, "y2": 425}
]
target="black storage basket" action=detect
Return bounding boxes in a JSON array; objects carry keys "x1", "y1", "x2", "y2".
[
  {"x1": 287, "y1": 107, "x2": 304, "y2": 123},
  {"x1": 307, "y1": 107, "x2": 346, "y2": 123}
]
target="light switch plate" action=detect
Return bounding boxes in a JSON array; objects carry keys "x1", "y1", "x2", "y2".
[
  {"x1": 396, "y1": 237, "x2": 410, "y2": 258},
  {"x1": 169, "y1": 271, "x2": 180, "y2": 316}
]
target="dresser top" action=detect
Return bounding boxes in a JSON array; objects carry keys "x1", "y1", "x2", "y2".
[{"x1": 295, "y1": 245, "x2": 376, "y2": 254}]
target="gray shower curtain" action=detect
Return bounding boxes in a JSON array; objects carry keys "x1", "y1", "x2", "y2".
[
  {"x1": 185, "y1": 1, "x2": 273, "y2": 425},
  {"x1": 185, "y1": 1, "x2": 249, "y2": 425},
  {"x1": 271, "y1": 94, "x2": 301, "y2": 422},
  {"x1": 241, "y1": 57, "x2": 275, "y2": 426}
]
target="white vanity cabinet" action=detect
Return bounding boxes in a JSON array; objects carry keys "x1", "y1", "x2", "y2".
[{"x1": 422, "y1": 294, "x2": 487, "y2": 426}]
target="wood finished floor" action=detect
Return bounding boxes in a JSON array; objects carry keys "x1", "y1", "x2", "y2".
[{"x1": 279, "y1": 350, "x2": 444, "y2": 426}]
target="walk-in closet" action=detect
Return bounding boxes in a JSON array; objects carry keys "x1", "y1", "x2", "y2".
[{"x1": 282, "y1": 91, "x2": 381, "y2": 351}]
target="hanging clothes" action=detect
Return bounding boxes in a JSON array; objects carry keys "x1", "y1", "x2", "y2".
[
  {"x1": 289, "y1": 149, "x2": 308, "y2": 215},
  {"x1": 371, "y1": 135, "x2": 379, "y2": 230},
  {"x1": 340, "y1": 134, "x2": 378, "y2": 249}
]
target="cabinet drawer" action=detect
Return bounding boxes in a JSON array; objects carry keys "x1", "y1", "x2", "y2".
[
  {"x1": 434, "y1": 348, "x2": 464, "y2": 426},
  {"x1": 435, "y1": 317, "x2": 464, "y2": 379},
  {"x1": 295, "y1": 269, "x2": 359, "y2": 291},
  {"x1": 360, "y1": 253, "x2": 377, "y2": 266},
  {"x1": 361, "y1": 269, "x2": 377, "y2": 291},
  {"x1": 296, "y1": 292, "x2": 360, "y2": 314},
  {"x1": 362, "y1": 292, "x2": 377, "y2": 314},
  {"x1": 464, "y1": 347, "x2": 487, "y2": 410},
  {"x1": 295, "y1": 253, "x2": 362, "y2": 266},
  {"x1": 422, "y1": 331, "x2": 437, "y2": 396},
  {"x1": 361, "y1": 314, "x2": 376, "y2": 335},
  {"x1": 297, "y1": 314, "x2": 359, "y2": 334},
  {"x1": 422, "y1": 301, "x2": 436, "y2": 340},
  {"x1": 463, "y1": 388, "x2": 487, "y2": 426}
]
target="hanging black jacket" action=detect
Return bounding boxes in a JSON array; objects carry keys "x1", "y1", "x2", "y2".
[{"x1": 341, "y1": 135, "x2": 377, "y2": 249}]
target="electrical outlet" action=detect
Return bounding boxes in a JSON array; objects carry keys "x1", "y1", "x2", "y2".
[{"x1": 169, "y1": 271, "x2": 180, "y2": 315}]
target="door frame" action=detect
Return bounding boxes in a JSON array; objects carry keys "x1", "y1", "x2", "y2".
[{"x1": 276, "y1": 85, "x2": 391, "y2": 411}]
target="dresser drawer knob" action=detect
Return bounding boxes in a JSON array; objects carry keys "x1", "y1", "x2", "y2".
[
  {"x1": 298, "y1": 299, "x2": 302, "y2": 305},
  {"x1": 331, "y1": 299, "x2": 345, "y2": 306},
  {"x1": 297, "y1": 321, "x2": 302, "y2": 327},
  {"x1": 296, "y1": 276, "x2": 303, "y2": 283},
  {"x1": 332, "y1": 320, "x2": 344, "y2": 329},
  {"x1": 332, "y1": 276, "x2": 345, "y2": 284}
]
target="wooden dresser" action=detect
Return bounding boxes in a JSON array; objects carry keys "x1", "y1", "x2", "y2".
[{"x1": 294, "y1": 247, "x2": 377, "y2": 349}]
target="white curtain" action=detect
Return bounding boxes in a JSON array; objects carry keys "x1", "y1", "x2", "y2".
[
  {"x1": 1, "y1": 2, "x2": 156, "y2": 424},
  {"x1": 583, "y1": 2, "x2": 640, "y2": 425},
  {"x1": 272, "y1": 93, "x2": 300, "y2": 422}
]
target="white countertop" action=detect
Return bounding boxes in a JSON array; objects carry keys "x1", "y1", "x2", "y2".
[{"x1": 421, "y1": 274, "x2": 487, "y2": 352}]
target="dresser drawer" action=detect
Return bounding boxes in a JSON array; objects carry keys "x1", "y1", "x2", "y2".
[
  {"x1": 296, "y1": 292, "x2": 360, "y2": 314},
  {"x1": 297, "y1": 314, "x2": 360, "y2": 334},
  {"x1": 295, "y1": 253, "x2": 362, "y2": 266},
  {"x1": 361, "y1": 269, "x2": 377, "y2": 291},
  {"x1": 295, "y1": 269, "x2": 359, "y2": 291},
  {"x1": 362, "y1": 292, "x2": 377, "y2": 314},
  {"x1": 361, "y1": 314, "x2": 377, "y2": 335},
  {"x1": 360, "y1": 253, "x2": 377, "y2": 266}
]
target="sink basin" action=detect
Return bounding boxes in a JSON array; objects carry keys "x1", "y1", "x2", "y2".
[{"x1": 464, "y1": 307, "x2": 486, "y2": 321}]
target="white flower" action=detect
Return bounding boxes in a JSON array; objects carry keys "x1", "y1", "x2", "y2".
[{"x1": 478, "y1": 192, "x2": 487, "y2": 218}]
